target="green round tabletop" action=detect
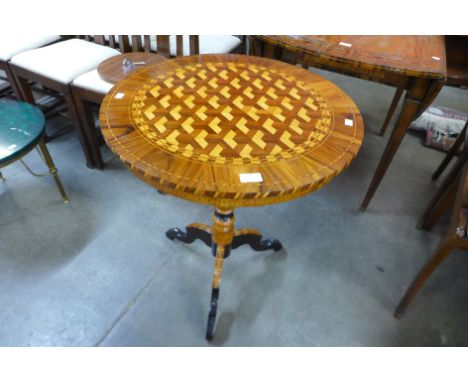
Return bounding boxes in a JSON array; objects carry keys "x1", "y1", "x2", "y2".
[{"x1": 0, "y1": 99, "x2": 45, "y2": 165}]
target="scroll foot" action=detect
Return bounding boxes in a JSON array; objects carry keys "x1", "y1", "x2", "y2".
[
  {"x1": 232, "y1": 229, "x2": 282, "y2": 251},
  {"x1": 166, "y1": 223, "x2": 212, "y2": 248}
]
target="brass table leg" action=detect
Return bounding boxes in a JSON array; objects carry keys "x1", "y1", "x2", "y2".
[
  {"x1": 37, "y1": 138, "x2": 69, "y2": 203},
  {"x1": 166, "y1": 208, "x2": 282, "y2": 340}
]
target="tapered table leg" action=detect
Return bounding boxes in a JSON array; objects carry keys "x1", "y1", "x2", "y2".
[
  {"x1": 360, "y1": 78, "x2": 435, "y2": 210},
  {"x1": 379, "y1": 82, "x2": 405, "y2": 136}
]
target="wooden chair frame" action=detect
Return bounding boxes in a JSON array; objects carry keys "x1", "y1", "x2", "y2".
[
  {"x1": 394, "y1": 126, "x2": 468, "y2": 318},
  {"x1": 9, "y1": 62, "x2": 96, "y2": 168},
  {"x1": 8, "y1": 35, "x2": 121, "y2": 168},
  {"x1": 0, "y1": 36, "x2": 67, "y2": 100},
  {"x1": 0, "y1": 60, "x2": 22, "y2": 99},
  {"x1": 70, "y1": 35, "x2": 200, "y2": 169}
]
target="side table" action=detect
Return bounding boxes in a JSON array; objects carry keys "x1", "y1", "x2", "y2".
[
  {"x1": 0, "y1": 99, "x2": 68, "y2": 203},
  {"x1": 99, "y1": 54, "x2": 364, "y2": 340}
]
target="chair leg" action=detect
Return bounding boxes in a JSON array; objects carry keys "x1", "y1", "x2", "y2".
[
  {"x1": 418, "y1": 176, "x2": 458, "y2": 230},
  {"x1": 419, "y1": 149, "x2": 468, "y2": 230},
  {"x1": 37, "y1": 138, "x2": 69, "y2": 203},
  {"x1": 14, "y1": 75, "x2": 36, "y2": 104},
  {"x1": 0, "y1": 170, "x2": 4, "y2": 181},
  {"x1": 82, "y1": 100, "x2": 105, "y2": 170},
  {"x1": 70, "y1": 88, "x2": 104, "y2": 169},
  {"x1": 432, "y1": 120, "x2": 468, "y2": 180},
  {"x1": 63, "y1": 91, "x2": 96, "y2": 169},
  {"x1": 4, "y1": 64, "x2": 23, "y2": 100},
  {"x1": 11, "y1": 66, "x2": 96, "y2": 168},
  {"x1": 394, "y1": 237, "x2": 455, "y2": 318},
  {"x1": 379, "y1": 84, "x2": 405, "y2": 136}
]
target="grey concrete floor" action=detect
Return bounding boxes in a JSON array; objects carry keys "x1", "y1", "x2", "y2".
[{"x1": 1, "y1": 68, "x2": 468, "y2": 346}]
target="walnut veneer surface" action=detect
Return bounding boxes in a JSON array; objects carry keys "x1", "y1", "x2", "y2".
[
  {"x1": 257, "y1": 35, "x2": 446, "y2": 79},
  {"x1": 251, "y1": 35, "x2": 446, "y2": 210},
  {"x1": 98, "y1": 52, "x2": 168, "y2": 84},
  {"x1": 99, "y1": 54, "x2": 364, "y2": 208}
]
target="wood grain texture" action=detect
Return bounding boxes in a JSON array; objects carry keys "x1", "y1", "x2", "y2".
[
  {"x1": 251, "y1": 36, "x2": 447, "y2": 210},
  {"x1": 99, "y1": 54, "x2": 364, "y2": 209},
  {"x1": 255, "y1": 35, "x2": 447, "y2": 79},
  {"x1": 97, "y1": 52, "x2": 168, "y2": 84},
  {"x1": 395, "y1": 160, "x2": 468, "y2": 318},
  {"x1": 117, "y1": 35, "x2": 201, "y2": 56},
  {"x1": 445, "y1": 35, "x2": 468, "y2": 87}
]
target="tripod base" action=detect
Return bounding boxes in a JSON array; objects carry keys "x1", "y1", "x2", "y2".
[
  {"x1": 166, "y1": 209, "x2": 282, "y2": 341},
  {"x1": 166, "y1": 224, "x2": 282, "y2": 255}
]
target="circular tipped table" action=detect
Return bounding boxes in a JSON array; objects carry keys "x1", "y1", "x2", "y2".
[
  {"x1": 0, "y1": 99, "x2": 68, "y2": 202},
  {"x1": 99, "y1": 54, "x2": 364, "y2": 340}
]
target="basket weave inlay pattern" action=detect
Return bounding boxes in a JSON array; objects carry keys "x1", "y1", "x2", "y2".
[
  {"x1": 100, "y1": 55, "x2": 364, "y2": 208},
  {"x1": 131, "y1": 62, "x2": 333, "y2": 165}
]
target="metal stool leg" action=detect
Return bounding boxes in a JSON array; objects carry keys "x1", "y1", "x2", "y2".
[{"x1": 37, "y1": 139, "x2": 69, "y2": 203}]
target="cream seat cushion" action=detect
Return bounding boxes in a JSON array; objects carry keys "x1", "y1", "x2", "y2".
[
  {"x1": 10, "y1": 39, "x2": 121, "y2": 84},
  {"x1": 0, "y1": 35, "x2": 61, "y2": 61},
  {"x1": 72, "y1": 68, "x2": 116, "y2": 94}
]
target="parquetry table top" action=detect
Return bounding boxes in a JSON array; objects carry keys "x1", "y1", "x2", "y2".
[{"x1": 99, "y1": 54, "x2": 364, "y2": 208}]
